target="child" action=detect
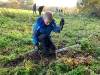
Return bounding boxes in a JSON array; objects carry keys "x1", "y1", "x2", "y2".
[{"x1": 32, "y1": 11, "x2": 64, "y2": 56}]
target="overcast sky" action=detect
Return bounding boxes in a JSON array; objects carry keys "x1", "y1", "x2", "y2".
[
  {"x1": 34, "y1": 0, "x2": 77, "y2": 8},
  {"x1": 2, "y1": 0, "x2": 77, "y2": 8}
]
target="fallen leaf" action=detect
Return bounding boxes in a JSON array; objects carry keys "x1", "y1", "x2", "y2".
[{"x1": 49, "y1": 69, "x2": 54, "y2": 73}]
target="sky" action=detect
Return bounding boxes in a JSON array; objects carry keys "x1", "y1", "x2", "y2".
[
  {"x1": 34, "y1": 0, "x2": 77, "y2": 8},
  {"x1": 2, "y1": 0, "x2": 77, "y2": 8}
]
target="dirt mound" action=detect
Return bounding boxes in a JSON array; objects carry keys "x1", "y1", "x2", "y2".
[
  {"x1": 7, "y1": 55, "x2": 24, "y2": 67},
  {"x1": 6, "y1": 51, "x2": 56, "y2": 67},
  {"x1": 5, "y1": 44, "x2": 97, "y2": 68}
]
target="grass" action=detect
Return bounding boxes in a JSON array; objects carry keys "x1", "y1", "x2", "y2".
[{"x1": 0, "y1": 8, "x2": 100, "y2": 75}]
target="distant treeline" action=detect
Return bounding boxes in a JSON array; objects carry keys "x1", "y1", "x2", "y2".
[{"x1": 0, "y1": 0, "x2": 77, "y2": 13}]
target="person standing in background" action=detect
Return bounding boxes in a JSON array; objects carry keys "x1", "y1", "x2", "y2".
[
  {"x1": 33, "y1": 3, "x2": 36, "y2": 14},
  {"x1": 55, "y1": 7, "x2": 58, "y2": 13},
  {"x1": 38, "y1": 6, "x2": 44, "y2": 15}
]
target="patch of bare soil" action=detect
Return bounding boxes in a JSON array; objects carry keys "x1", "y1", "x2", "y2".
[{"x1": 5, "y1": 49, "x2": 98, "y2": 68}]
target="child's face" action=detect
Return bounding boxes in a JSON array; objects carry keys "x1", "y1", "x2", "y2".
[{"x1": 43, "y1": 18, "x2": 52, "y2": 25}]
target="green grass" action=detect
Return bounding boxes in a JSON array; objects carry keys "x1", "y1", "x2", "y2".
[{"x1": 0, "y1": 8, "x2": 100, "y2": 75}]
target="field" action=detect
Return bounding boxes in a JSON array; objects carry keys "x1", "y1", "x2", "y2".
[{"x1": 0, "y1": 8, "x2": 100, "y2": 75}]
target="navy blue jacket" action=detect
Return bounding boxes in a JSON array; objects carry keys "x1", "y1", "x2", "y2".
[{"x1": 32, "y1": 17, "x2": 60, "y2": 45}]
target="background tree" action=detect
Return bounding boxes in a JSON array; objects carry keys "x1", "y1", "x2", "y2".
[
  {"x1": 77, "y1": 0, "x2": 100, "y2": 18},
  {"x1": 25, "y1": 0, "x2": 34, "y2": 9},
  {"x1": 0, "y1": 0, "x2": 7, "y2": 7},
  {"x1": 0, "y1": 0, "x2": 34, "y2": 10},
  {"x1": 6, "y1": 0, "x2": 20, "y2": 8}
]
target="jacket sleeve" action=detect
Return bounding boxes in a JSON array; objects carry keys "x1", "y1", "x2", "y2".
[
  {"x1": 32, "y1": 23, "x2": 40, "y2": 45},
  {"x1": 52, "y1": 20, "x2": 60, "y2": 33}
]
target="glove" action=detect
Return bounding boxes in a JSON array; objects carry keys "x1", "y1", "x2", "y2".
[
  {"x1": 35, "y1": 46, "x2": 39, "y2": 51},
  {"x1": 60, "y1": 18, "x2": 64, "y2": 31},
  {"x1": 60, "y1": 18, "x2": 64, "y2": 26}
]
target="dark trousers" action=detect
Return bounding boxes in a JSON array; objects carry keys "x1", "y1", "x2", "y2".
[
  {"x1": 33, "y1": 10, "x2": 36, "y2": 14},
  {"x1": 38, "y1": 34, "x2": 56, "y2": 54},
  {"x1": 39, "y1": 11, "x2": 42, "y2": 15}
]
